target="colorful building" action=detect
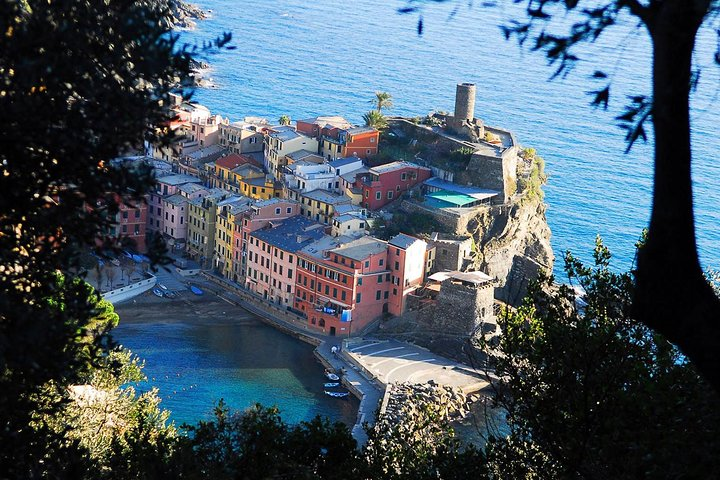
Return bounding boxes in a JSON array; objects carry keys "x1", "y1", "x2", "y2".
[
  {"x1": 186, "y1": 189, "x2": 237, "y2": 268},
  {"x1": 320, "y1": 126, "x2": 379, "y2": 161},
  {"x1": 355, "y1": 161, "x2": 432, "y2": 210},
  {"x1": 115, "y1": 200, "x2": 148, "y2": 253},
  {"x1": 299, "y1": 189, "x2": 352, "y2": 225},
  {"x1": 264, "y1": 127, "x2": 319, "y2": 179},
  {"x1": 245, "y1": 216, "x2": 324, "y2": 306},
  {"x1": 214, "y1": 196, "x2": 253, "y2": 280},
  {"x1": 147, "y1": 174, "x2": 200, "y2": 234},
  {"x1": 219, "y1": 120, "x2": 265, "y2": 155},
  {"x1": 234, "y1": 198, "x2": 301, "y2": 282},
  {"x1": 239, "y1": 175, "x2": 283, "y2": 200},
  {"x1": 296, "y1": 116, "x2": 352, "y2": 141},
  {"x1": 385, "y1": 233, "x2": 428, "y2": 316}
]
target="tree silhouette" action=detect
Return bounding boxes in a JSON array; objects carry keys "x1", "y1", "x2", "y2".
[{"x1": 0, "y1": 0, "x2": 229, "y2": 474}]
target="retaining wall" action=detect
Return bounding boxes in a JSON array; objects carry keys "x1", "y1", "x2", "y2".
[{"x1": 102, "y1": 274, "x2": 156, "y2": 304}]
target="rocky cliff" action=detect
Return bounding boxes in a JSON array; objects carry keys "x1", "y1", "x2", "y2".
[{"x1": 467, "y1": 195, "x2": 553, "y2": 306}]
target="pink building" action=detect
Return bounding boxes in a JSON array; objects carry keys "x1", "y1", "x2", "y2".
[
  {"x1": 147, "y1": 174, "x2": 201, "y2": 234},
  {"x1": 355, "y1": 161, "x2": 432, "y2": 210},
  {"x1": 245, "y1": 216, "x2": 325, "y2": 306},
  {"x1": 386, "y1": 233, "x2": 428, "y2": 316},
  {"x1": 232, "y1": 198, "x2": 301, "y2": 281}
]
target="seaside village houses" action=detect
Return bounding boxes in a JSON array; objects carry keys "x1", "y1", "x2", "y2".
[{"x1": 132, "y1": 84, "x2": 517, "y2": 335}]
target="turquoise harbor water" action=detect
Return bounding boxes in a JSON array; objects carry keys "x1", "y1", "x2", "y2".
[
  {"x1": 113, "y1": 299, "x2": 359, "y2": 428},
  {"x1": 182, "y1": 0, "x2": 719, "y2": 272}
]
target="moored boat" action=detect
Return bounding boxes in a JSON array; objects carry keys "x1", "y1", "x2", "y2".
[
  {"x1": 324, "y1": 390, "x2": 349, "y2": 398},
  {"x1": 325, "y1": 371, "x2": 340, "y2": 381},
  {"x1": 324, "y1": 382, "x2": 340, "y2": 388},
  {"x1": 190, "y1": 285, "x2": 204, "y2": 295},
  {"x1": 152, "y1": 287, "x2": 164, "y2": 298}
]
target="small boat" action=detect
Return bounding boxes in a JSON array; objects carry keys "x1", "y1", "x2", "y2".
[
  {"x1": 325, "y1": 371, "x2": 340, "y2": 381},
  {"x1": 324, "y1": 391, "x2": 349, "y2": 398},
  {"x1": 152, "y1": 287, "x2": 164, "y2": 298},
  {"x1": 164, "y1": 291, "x2": 177, "y2": 299},
  {"x1": 324, "y1": 382, "x2": 340, "y2": 388},
  {"x1": 190, "y1": 285, "x2": 204, "y2": 295}
]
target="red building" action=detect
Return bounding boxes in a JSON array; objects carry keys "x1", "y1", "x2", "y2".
[
  {"x1": 293, "y1": 233, "x2": 428, "y2": 335},
  {"x1": 320, "y1": 126, "x2": 379, "y2": 161},
  {"x1": 355, "y1": 161, "x2": 432, "y2": 210},
  {"x1": 104, "y1": 198, "x2": 147, "y2": 253}
]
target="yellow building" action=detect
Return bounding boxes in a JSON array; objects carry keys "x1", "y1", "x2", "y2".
[
  {"x1": 299, "y1": 189, "x2": 352, "y2": 225},
  {"x1": 213, "y1": 196, "x2": 251, "y2": 280},
  {"x1": 239, "y1": 175, "x2": 283, "y2": 200}
]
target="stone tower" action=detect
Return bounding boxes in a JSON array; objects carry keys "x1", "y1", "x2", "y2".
[{"x1": 454, "y1": 83, "x2": 476, "y2": 122}]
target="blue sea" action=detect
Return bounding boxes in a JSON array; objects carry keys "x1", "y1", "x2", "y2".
[{"x1": 180, "y1": 0, "x2": 719, "y2": 273}]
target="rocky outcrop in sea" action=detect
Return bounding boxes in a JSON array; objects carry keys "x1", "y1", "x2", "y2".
[{"x1": 168, "y1": 0, "x2": 206, "y2": 29}]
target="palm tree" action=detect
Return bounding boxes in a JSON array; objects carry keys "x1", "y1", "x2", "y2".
[
  {"x1": 363, "y1": 110, "x2": 388, "y2": 130},
  {"x1": 278, "y1": 115, "x2": 291, "y2": 126},
  {"x1": 370, "y1": 91, "x2": 393, "y2": 113}
]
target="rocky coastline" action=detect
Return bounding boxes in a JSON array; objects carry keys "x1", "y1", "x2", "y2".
[{"x1": 169, "y1": 0, "x2": 206, "y2": 29}]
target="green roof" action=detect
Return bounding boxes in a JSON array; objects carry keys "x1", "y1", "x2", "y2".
[{"x1": 425, "y1": 190, "x2": 477, "y2": 207}]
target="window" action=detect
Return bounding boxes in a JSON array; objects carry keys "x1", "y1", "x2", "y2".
[
  {"x1": 275, "y1": 207, "x2": 281, "y2": 215},
  {"x1": 365, "y1": 191, "x2": 369, "y2": 198},
  {"x1": 401, "y1": 172, "x2": 407, "y2": 181},
  {"x1": 122, "y1": 225, "x2": 127, "y2": 233},
  {"x1": 394, "y1": 261, "x2": 399, "y2": 270},
  {"x1": 364, "y1": 260, "x2": 369, "y2": 268},
  {"x1": 393, "y1": 288, "x2": 398, "y2": 296},
  {"x1": 134, "y1": 210, "x2": 140, "y2": 218},
  {"x1": 341, "y1": 291, "x2": 346, "y2": 301},
  {"x1": 384, "y1": 291, "x2": 389, "y2": 299},
  {"x1": 289, "y1": 255, "x2": 293, "y2": 263},
  {"x1": 376, "y1": 290, "x2": 381, "y2": 300},
  {"x1": 370, "y1": 137, "x2": 376, "y2": 143},
  {"x1": 379, "y1": 259, "x2": 384, "y2": 266},
  {"x1": 288, "y1": 269, "x2": 293, "y2": 279},
  {"x1": 358, "y1": 277, "x2": 363, "y2": 286},
  {"x1": 280, "y1": 251, "x2": 284, "y2": 260},
  {"x1": 375, "y1": 191, "x2": 381, "y2": 200},
  {"x1": 310, "y1": 280, "x2": 315, "y2": 289},
  {"x1": 286, "y1": 285, "x2": 291, "y2": 293},
  {"x1": 387, "y1": 191, "x2": 393, "y2": 200},
  {"x1": 356, "y1": 293, "x2": 361, "y2": 303},
  {"x1": 367, "y1": 149, "x2": 371, "y2": 154},
  {"x1": 317, "y1": 282, "x2": 322, "y2": 292},
  {"x1": 325, "y1": 285, "x2": 330, "y2": 295},
  {"x1": 286, "y1": 207, "x2": 292, "y2": 214},
  {"x1": 396, "y1": 248, "x2": 401, "y2": 255},
  {"x1": 180, "y1": 216, "x2": 183, "y2": 224},
  {"x1": 377, "y1": 275, "x2": 383, "y2": 283},
  {"x1": 333, "y1": 288, "x2": 337, "y2": 298}
]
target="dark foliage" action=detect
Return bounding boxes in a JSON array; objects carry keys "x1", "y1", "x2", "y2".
[
  {"x1": 0, "y1": 0, "x2": 202, "y2": 475},
  {"x1": 484, "y1": 239, "x2": 720, "y2": 478}
]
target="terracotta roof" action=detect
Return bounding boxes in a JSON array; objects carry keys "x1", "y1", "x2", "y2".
[{"x1": 215, "y1": 153, "x2": 261, "y2": 170}]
